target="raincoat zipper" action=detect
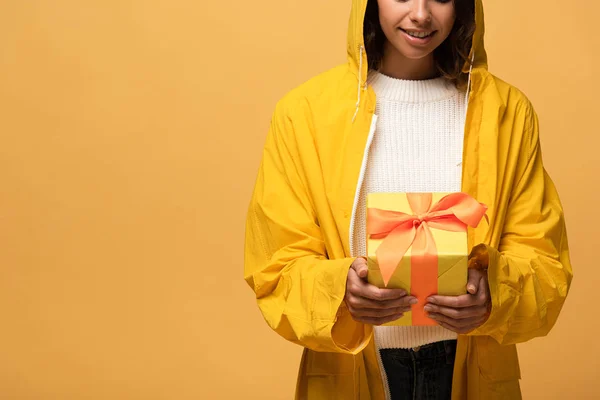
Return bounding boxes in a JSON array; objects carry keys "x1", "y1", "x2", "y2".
[{"x1": 348, "y1": 112, "x2": 393, "y2": 399}]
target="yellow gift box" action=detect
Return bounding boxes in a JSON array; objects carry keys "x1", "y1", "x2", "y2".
[{"x1": 366, "y1": 192, "x2": 487, "y2": 327}]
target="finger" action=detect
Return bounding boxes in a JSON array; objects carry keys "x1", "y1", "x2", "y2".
[
  {"x1": 427, "y1": 293, "x2": 477, "y2": 308},
  {"x1": 435, "y1": 317, "x2": 488, "y2": 334},
  {"x1": 346, "y1": 268, "x2": 363, "y2": 290},
  {"x1": 424, "y1": 303, "x2": 486, "y2": 320},
  {"x1": 466, "y1": 268, "x2": 481, "y2": 295},
  {"x1": 435, "y1": 320, "x2": 477, "y2": 334},
  {"x1": 359, "y1": 284, "x2": 410, "y2": 302},
  {"x1": 429, "y1": 313, "x2": 487, "y2": 332},
  {"x1": 346, "y1": 267, "x2": 370, "y2": 289},
  {"x1": 427, "y1": 312, "x2": 482, "y2": 327},
  {"x1": 357, "y1": 313, "x2": 405, "y2": 326},
  {"x1": 475, "y1": 275, "x2": 490, "y2": 307},
  {"x1": 347, "y1": 292, "x2": 417, "y2": 310},
  {"x1": 347, "y1": 273, "x2": 415, "y2": 307},
  {"x1": 350, "y1": 257, "x2": 369, "y2": 280},
  {"x1": 349, "y1": 304, "x2": 411, "y2": 318},
  {"x1": 435, "y1": 320, "x2": 457, "y2": 333},
  {"x1": 348, "y1": 259, "x2": 413, "y2": 302}
]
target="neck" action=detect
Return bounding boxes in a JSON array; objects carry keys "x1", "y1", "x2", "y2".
[{"x1": 379, "y1": 41, "x2": 438, "y2": 81}]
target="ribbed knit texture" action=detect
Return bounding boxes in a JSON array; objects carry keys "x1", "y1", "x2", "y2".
[{"x1": 353, "y1": 71, "x2": 467, "y2": 349}]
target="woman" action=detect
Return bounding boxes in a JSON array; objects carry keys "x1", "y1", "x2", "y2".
[{"x1": 244, "y1": 0, "x2": 573, "y2": 398}]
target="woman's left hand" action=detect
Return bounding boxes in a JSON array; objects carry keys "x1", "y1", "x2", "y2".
[{"x1": 424, "y1": 268, "x2": 491, "y2": 334}]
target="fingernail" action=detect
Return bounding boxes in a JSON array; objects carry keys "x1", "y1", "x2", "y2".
[
  {"x1": 409, "y1": 298, "x2": 418, "y2": 305},
  {"x1": 468, "y1": 285, "x2": 476, "y2": 293},
  {"x1": 428, "y1": 314, "x2": 437, "y2": 319},
  {"x1": 427, "y1": 297, "x2": 435, "y2": 304},
  {"x1": 423, "y1": 305, "x2": 433, "y2": 312}
]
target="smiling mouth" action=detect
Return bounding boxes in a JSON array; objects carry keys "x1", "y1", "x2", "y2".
[{"x1": 400, "y1": 29, "x2": 436, "y2": 39}]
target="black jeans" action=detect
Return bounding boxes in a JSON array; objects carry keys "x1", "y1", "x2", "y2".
[{"x1": 379, "y1": 340, "x2": 457, "y2": 400}]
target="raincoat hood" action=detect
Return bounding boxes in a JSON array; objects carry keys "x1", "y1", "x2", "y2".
[{"x1": 347, "y1": 0, "x2": 488, "y2": 87}]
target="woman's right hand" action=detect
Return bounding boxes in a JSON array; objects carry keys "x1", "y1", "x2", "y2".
[{"x1": 345, "y1": 257, "x2": 417, "y2": 326}]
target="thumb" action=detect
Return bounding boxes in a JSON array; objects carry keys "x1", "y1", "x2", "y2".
[
  {"x1": 467, "y1": 268, "x2": 480, "y2": 295},
  {"x1": 351, "y1": 257, "x2": 368, "y2": 280}
]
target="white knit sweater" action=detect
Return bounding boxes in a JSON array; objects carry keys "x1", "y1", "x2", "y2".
[{"x1": 353, "y1": 71, "x2": 467, "y2": 349}]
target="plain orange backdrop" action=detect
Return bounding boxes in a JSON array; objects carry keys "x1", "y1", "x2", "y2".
[{"x1": 0, "y1": 0, "x2": 596, "y2": 399}]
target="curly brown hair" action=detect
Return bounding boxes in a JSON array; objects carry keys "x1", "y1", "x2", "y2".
[{"x1": 363, "y1": 0, "x2": 476, "y2": 89}]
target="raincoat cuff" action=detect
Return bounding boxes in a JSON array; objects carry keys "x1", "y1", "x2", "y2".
[
  {"x1": 466, "y1": 244, "x2": 506, "y2": 343},
  {"x1": 330, "y1": 257, "x2": 373, "y2": 354}
]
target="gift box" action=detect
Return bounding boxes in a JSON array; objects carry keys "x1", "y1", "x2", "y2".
[{"x1": 366, "y1": 192, "x2": 487, "y2": 326}]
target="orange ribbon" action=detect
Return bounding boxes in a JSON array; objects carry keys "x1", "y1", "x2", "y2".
[{"x1": 367, "y1": 193, "x2": 488, "y2": 325}]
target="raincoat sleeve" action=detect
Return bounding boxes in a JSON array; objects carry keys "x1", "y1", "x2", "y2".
[
  {"x1": 244, "y1": 101, "x2": 371, "y2": 354},
  {"x1": 469, "y1": 105, "x2": 573, "y2": 345}
]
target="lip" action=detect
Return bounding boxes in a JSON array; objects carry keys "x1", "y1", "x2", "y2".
[{"x1": 399, "y1": 28, "x2": 437, "y2": 46}]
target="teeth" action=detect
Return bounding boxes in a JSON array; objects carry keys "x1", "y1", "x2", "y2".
[{"x1": 407, "y1": 31, "x2": 432, "y2": 38}]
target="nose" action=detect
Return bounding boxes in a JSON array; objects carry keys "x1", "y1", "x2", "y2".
[{"x1": 409, "y1": 0, "x2": 432, "y2": 25}]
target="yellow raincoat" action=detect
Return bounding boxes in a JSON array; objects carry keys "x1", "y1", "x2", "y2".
[{"x1": 244, "y1": 0, "x2": 573, "y2": 398}]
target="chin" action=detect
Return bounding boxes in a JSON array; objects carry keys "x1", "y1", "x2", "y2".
[{"x1": 393, "y1": 45, "x2": 435, "y2": 60}]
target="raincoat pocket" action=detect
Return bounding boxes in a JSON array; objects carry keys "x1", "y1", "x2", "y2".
[
  {"x1": 475, "y1": 337, "x2": 522, "y2": 399},
  {"x1": 303, "y1": 351, "x2": 358, "y2": 399},
  {"x1": 476, "y1": 336, "x2": 520, "y2": 381}
]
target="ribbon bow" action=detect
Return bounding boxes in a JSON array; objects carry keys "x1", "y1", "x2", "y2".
[{"x1": 367, "y1": 192, "x2": 488, "y2": 324}]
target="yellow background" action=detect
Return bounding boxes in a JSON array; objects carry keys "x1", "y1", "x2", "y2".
[{"x1": 0, "y1": 1, "x2": 595, "y2": 399}]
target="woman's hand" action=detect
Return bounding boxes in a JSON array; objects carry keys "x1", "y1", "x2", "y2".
[
  {"x1": 345, "y1": 257, "x2": 417, "y2": 326},
  {"x1": 424, "y1": 244, "x2": 492, "y2": 334}
]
